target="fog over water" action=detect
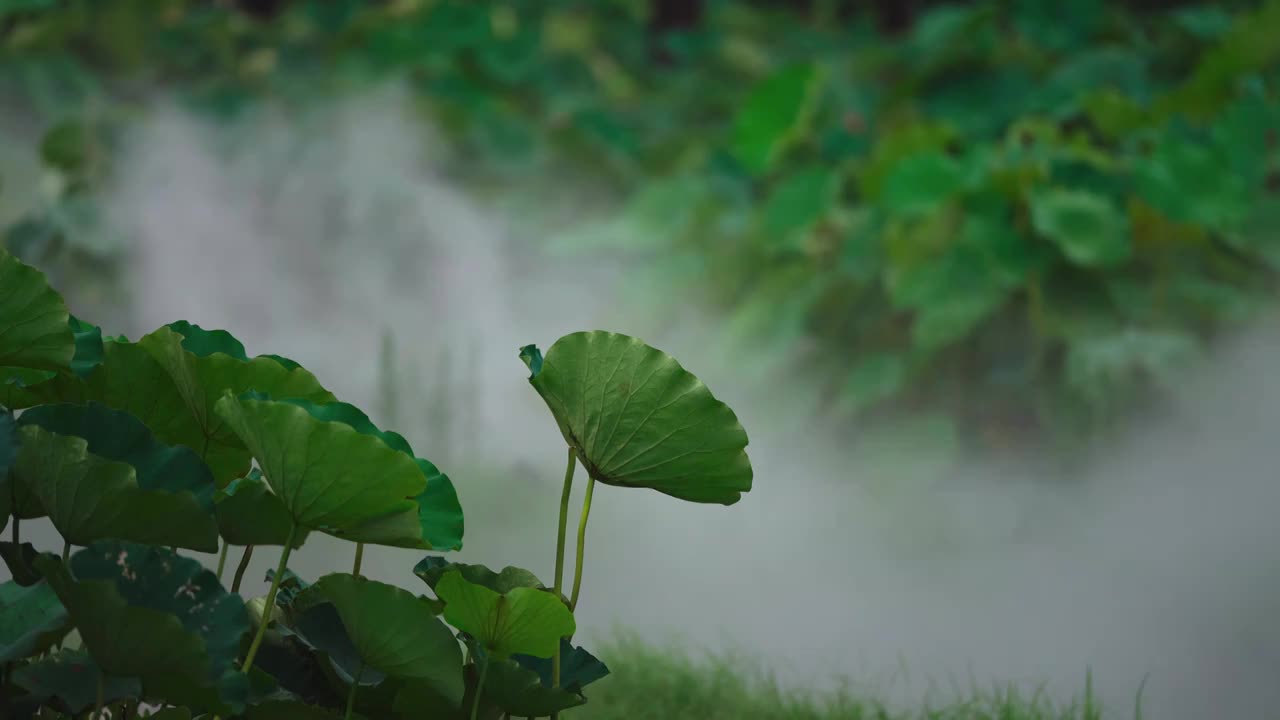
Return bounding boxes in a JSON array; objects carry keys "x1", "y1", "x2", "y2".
[{"x1": 12, "y1": 89, "x2": 1280, "y2": 719}]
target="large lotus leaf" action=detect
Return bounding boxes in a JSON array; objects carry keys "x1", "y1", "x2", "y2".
[
  {"x1": 436, "y1": 570, "x2": 574, "y2": 660},
  {"x1": 520, "y1": 332, "x2": 753, "y2": 504},
  {"x1": 216, "y1": 470, "x2": 310, "y2": 548},
  {"x1": 12, "y1": 425, "x2": 218, "y2": 551},
  {"x1": 34, "y1": 542, "x2": 251, "y2": 714},
  {"x1": 18, "y1": 402, "x2": 217, "y2": 512},
  {"x1": 513, "y1": 639, "x2": 610, "y2": 694},
  {"x1": 413, "y1": 557, "x2": 544, "y2": 595},
  {"x1": 291, "y1": 601, "x2": 388, "y2": 687},
  {"x1": 0, "y1": 249, "x2": 74, "y2": 373},
  {"x1": 297, "y1": 574, "x2": 464, "y2": 703},
  {"x1": 1029, "y1": 189, "x2": 1131, "y2": 268},
  {"x1": 12, "y1": 650, "x2": 141, "y2": 714},
  {"x1": 212, "y1": 393, "x2": 425, "y2": 540},
  {"x1": 137, "y1": 325, "x2": 336, "y2": 485},
  {"x1": 0, "y1": 580, "x2": 71, "y2": 662},
  {"x1": 260, "y1": 396, "x2": 464, "y2": 551}
]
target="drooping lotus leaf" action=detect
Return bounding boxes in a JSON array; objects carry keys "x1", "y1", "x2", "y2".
[
  {"x1": 18, "y1": 402, "x2": 218, "y2": 512},
  {"x1": 0, "y1": 541, "x2": 42, "y2": 586},
  {"x1": 0, "y1": 579, "x2": 71, "y2": 662},
  {"x1": 480, "y1": 659, "x2": 588, "y2": 717},
  {"x1": 216, "y1": 470, "x2": 311, "y2": 548},
  {"x1": 12, "y1": 650, "x2": 142, "y2": 714},
  {"x1": 296, "y1": 574, "x2": 464, "y2": 703},
  {"x1": 435, "y1": 570, "x2": 575, "y2": 660},
  {"x1": 12, "y1": 425, "x2": 218, "y2": 551},
  {"x1": 138, "y1": 324, "x2": 336, "y2": 485},
  {"x1": 34, "y1": 542, "x2": 251, "y2": 714},
  {"x1": 520, "y1": 331, "x2": 753, "y2": 504},
  {"x1": 0, "y1": 249, "x2": 74, "y2": 373},
  {"x1": 212, "y1": 392, "x2": 425, "y2": 542},
  {"x1": 413, "y1": 557, "x2": 544, "y2": 595},
  {"x1": 253, "y1": 395, "x2": 464, "y2": 551},
  {"x1": 513, "y1": 639, "x2": 610, "y2": 694}
]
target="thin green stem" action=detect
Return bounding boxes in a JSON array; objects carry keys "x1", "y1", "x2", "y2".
[
  {"x1": 61, "y1": 540, "x2": 70, "y2": 563},
  {"x1": 470, "y1": 654, "x2": 490, "y2": 720},
  {"x1": 10, "y1": 514, "x2": 17, "y2": 545},
  {"x1": 94, "y1": 669, "x2": 104, "y2": 718},
  {"x1": 240, "y1": 524, "x2": 297, "y2": 674},
  {"x1": 344, "y1": 663, "x2": 364, "y2": 720},
  {"x1": 215, "y1": 541, "x2": 229, "y2": 581},
  {"x1": 231, "y1": 544, "x2": 255, "y2": 594},
  {"x1": 569, "y1": 476, "x2": 596, "y2": 612},
  {"x1": 352, "y1": 542, "x2": 364, "y2": 577},
  {"x1": 551, "y1": 447, "x2": 577, "y2": 700}
]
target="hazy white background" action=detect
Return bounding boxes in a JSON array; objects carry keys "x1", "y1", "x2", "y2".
[{"x1": 9, "y1": 87, "x2": 1280, "y2": 719}]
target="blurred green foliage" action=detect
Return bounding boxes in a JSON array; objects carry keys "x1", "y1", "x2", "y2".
[{"x1": 1, "y1": 0, "x2": 1278, "y2": 459}]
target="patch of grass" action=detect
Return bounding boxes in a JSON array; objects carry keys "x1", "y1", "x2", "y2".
[{"x1": 570, "y1": 631, "x2": 1127, "y2": 720}]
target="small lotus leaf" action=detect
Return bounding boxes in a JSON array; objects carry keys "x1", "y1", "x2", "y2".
[
  {"x1": 34, "y1": 542, "x2": 250, "y2": 714},
  {"x1": 481, "y1": 659, "x2": 588, "y2": 716},
  {"x1": 730, "y1": 63, "x2": 825, "y2": 175},
  {"x1": 212, "y1": 392, "x2": 425, "y2": 541},
  {"x1": 513, "y1": 639, "x2": 610, "y2": 694},
  {"x1": 413, "y1": 557, "x2": 544, "y2": 595},
  {"x1": 521, "y1": 331, "x2": 753, "y2": 504},
  {"x1": 0, "y1": 579, "x2": 71, "y2": 662},
  {"x1": 215, "y1": 470, "x2": 310, "y2": 548},
  {"x1": 12, "y1": 650, "x2": 141, "y2": 713},
  {"x1": 0, "y1": 541, "x2": 42, "y2": 585},
  {"x1": 297, "y1": 573, "x2": 464, "y2": 702},
  {"x1": 138, "y1": 324, "x2": 336, "y2": 485},
  {"x1": 1030, "y1": 188, "x2": 1131, "y2": 268},
  {"x1": 436, "y1": 570, "x2": 574, "y2": 660},
  {"x1": 11, "y1": 425, "x2": 218, "y2": 551},
  {"x1": 0, "y1": 249, "x2": 74, "y2": 373}
]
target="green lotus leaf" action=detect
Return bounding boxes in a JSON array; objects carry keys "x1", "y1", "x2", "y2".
[
  {"x1": 137, "y1": 324, "x2": 336, "y2": 485},
  {"x1": 436, "y1": 570, "x2": 574, "y2": 660},
  {"x1": 0, "y1": 249, "x2": 74, "y2": 374},
  {"x1": 481, "y1": 659, "x2": 588, "y2": 717},
  {"x1": 730, "y1": 63, "x2": 825, "y2": 175},
  {"x1": 0, "y1": 406, "x2": 15, "y2": 481},
  {"x1": 67, "y1": 316, "x2": 104, "y2": 377},
  {"x1": 0, "y1": 541, "x2": 42, "y2": 586},
  {"x1": 291, "y1": 601, "x2": 388, "y2": 687},
  {"x1": 0, "y1": 579, "x2": 71, "y2": 662},
  {"x1": 1029, "y1": 188, "x2": 1131, "y2": 268},
  {"x1": 34, "y1": 542, "x2": 251, "y2": 714},
  {"x1": 18, "y1": 402, "x2": 217, "y2": 511},
  {"x1": 520, "y1": 331, "x2": 753, "y2": 504},
  {"x1": 247, "y1": 700, "x2": 360, "y2": 720},
  {"x1": 12, "y1": 650, "x2": 141, "y2": 714},
  {"x1": 212, "y1": 393, "x2": 426, "y2": 542},
  {"x1": 390, "y1": 677, "x2": 468, "y2": 719},
  {"x1": 297, "y1": 573, "x2": 464, "y2": 702},
  {"x1": 12, "y1": 424, "x2": 218, "y2": 551},
  {"x1": 256, "y1": 396, "x2": 464, "y2": 550},
  {"x1": 413, "y1": 557, "x2": 544, "y2": 596},
  {"x1": 513, "y1": 639, "x2": 610, "y2": 694},
  {"x1": 215, "y1": 470, "x2": 310, "y2": 548}
]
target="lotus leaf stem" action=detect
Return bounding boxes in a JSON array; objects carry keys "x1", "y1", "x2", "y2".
[
  {"x1": 231, "y1": 544, "x2": 255, "y2": 594},
  {"x1": 551, "y1": 447, "x2": 577, "y2": 703},
  {"x1": 61, "y1": 540, "x2": 69, "y2": 563},
  {"x1": 470, "y1": 653, "x2": 491, "y2": 720},
  {"x1": 215, "y1": 541, "x2": 229, "y2": 581},
  {"x1": 353, "y1": 542, "x2": 365, "y2": 577},
  {"x1": 241, "y1": 523, "x2": 298, "y2": 673},
  {"x1": 344, "y1": 663, "x2": 364, "y2": 720},
  {"x1": 569, "y1": 476, "x2": 596, "y2": 611}
]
